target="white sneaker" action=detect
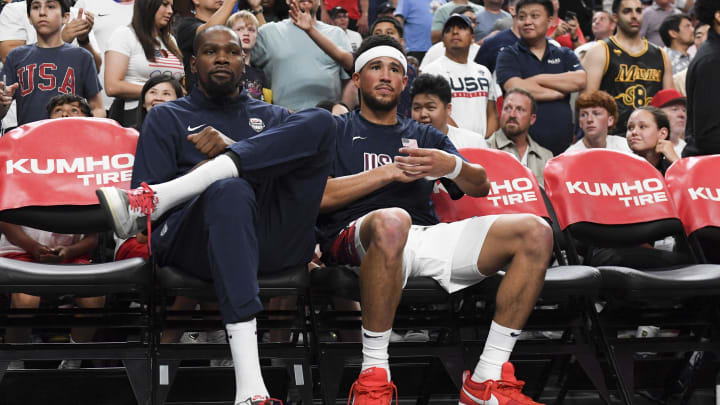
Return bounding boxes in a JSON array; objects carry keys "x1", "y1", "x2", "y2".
[
  {"x1": 7, "y1": 360, "x2": 24, "y2": 370},
  {"x1": 403, "y1": 330, "x2": 430, "y2": 342},
  {"x1": 236, "y1": 395, "x2": 282, "y2": 405},
  {"x1": 58, "y1": 359, "x2": 82, "y2": 369},
  {"x1": 180, "y1": 331, "x2": 207, "y2": 344},
  {"x1": 96, "y1": 183, "x2": 157, "y2": 239}
]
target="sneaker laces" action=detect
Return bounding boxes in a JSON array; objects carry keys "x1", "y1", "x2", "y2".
[
  {"x1": 494, "y1": 378, "x2": 537, "y2": 403},
  {"x1": 127, "y1": 182, "x2": 157, "y2": 255},
  {"x1": 347, "y1": 379, "x2": 398, "y2": 405}
]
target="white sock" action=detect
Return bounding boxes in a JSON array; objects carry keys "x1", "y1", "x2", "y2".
[
  {"x1": 226, "y1": 319, "x2": 269, "y2": 403},
  {"x1": 150, "y1": 153, "x2": 239, "y2": 219},
  {"x1": 361, "y1": 327, "x2": 391, "y2": 380},
  {"x1": 472, "y1": 321, "x2": 520, "y2": 382}
]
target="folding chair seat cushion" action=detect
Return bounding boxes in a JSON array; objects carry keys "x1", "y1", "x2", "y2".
[
  {"x1": 311, "y1": 265, "x2": 448, "y2": 303},
  {"x1": 157, "y1": 264, "x2": 310, "y2": 296},
  {"x1": 0, "y1": 257, "x2": 147, "y2": 294},
  {"x1": 598, "y1": 264, "x2": 720, "y2": 297},
  {"x1": 470, "y1": 266, "x2": 600, "y2": 298}
]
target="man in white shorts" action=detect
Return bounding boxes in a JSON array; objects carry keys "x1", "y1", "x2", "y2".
[{"x1": 317, "y1": 35, "x2": 550, "y2": 405}]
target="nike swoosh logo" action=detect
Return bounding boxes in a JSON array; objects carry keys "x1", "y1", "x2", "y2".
[
  {"x1": 362, "y1": 333, "x2": 381, "y2": 339},
  {"x1": 98, "y1": 13, "x2": 110, "y2": 16},
  {"x1": 187, "y1": 124, "x2": 206, "y2": 131},
  {"x1": 352, "y1": 136, "x2": 367, "y2": 142},
  {"x1": 510, "y1": 332, "x2": 521, "y2": 337},
  {"x1": 462, "y1": 387, "x2": 499, "y2": 405}
]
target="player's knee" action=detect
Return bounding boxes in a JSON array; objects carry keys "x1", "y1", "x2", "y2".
[
  {"x1": 204, "y1": 178, "x2": 256, "y2": 215},
  {"x1": 367, "y1": 208, "x2": 412, "y2": 254},
  {"x1": 519, "y1": 215, "x2": 553, "y2": 259}
]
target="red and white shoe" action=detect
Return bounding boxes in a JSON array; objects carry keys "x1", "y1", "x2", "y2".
[
  {"x1": 96, "y1": 182, "x2": 157, "y2": 239},
  {"x1": 459, "y1": 362, "x2": 544, "y2": 405},
  {"x1": 347, "y1": 367, "x2": 398, "y2": 405},
  {"x1": 236, "y1": 394, "x2": 283, "y2": 405}
]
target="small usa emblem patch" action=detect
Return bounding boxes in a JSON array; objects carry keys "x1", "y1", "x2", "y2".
[{"x1": 249, "y1": 117, "x2": 265, "y2": 132}]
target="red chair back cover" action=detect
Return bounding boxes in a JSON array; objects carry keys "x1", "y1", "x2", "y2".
[
  {"x1": 0, "y1": 118, "x2": 138, "y2": 210},
  {"x1": 543, "y1": 149, "x2": 678, "y2": 230},
  {"x1": 665, "y1": 156, "x2": 720, "y2": 235},
  {"x1": 432, "y1": 148, "x2": 549, "y2": 222}
]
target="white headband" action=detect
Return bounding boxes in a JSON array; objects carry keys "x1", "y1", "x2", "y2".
[{"x1": 354, "y1": 45, "x2": 408, "y2": 74}]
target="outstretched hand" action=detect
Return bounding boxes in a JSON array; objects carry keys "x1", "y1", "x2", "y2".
[{"x1": 289, "y1": 1, "x2": 314, "y2": 31}]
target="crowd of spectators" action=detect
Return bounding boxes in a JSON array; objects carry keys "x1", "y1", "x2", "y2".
[{"x1": 0, "y1": 0, "x2": 719, "y2": 401}]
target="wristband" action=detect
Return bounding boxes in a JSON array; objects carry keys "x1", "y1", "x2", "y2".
[
  {"x1": 445, "y1": 155, "x2": 463, "y2": 179},
  {"x1": 251, "y1": 6, "x2": 263, "y2": 15}
]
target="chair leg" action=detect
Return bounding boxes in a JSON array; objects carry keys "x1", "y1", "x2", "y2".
[
  {"x1": 152, "y1": 359, "x2": 181, "y2": 405},
  {"x1": 588, "y1": 306, "x2": 633, "y2": 405},
  {"x1": 299, "y1": 359, "x2": 314, "y2": 405},
  {"x1": 319, "y1": 349, "x2": 346, "y2": 405},
  {"x1": 125, "y1": 358, "x2": 153, "y2": 405}
]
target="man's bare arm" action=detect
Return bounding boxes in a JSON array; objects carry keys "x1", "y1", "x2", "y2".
[
  {"x1": 503, "y1": 77, "x2": 565, "y2": 101},
  {"x1": 532, "y1": 70, "x2": 587, "y2": 93},
  {"x1": 581, "y1": 42, "x2": 606, "y2": 94}
]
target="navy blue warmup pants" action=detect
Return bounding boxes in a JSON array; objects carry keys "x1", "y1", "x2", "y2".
[{"x1": 152, "y1": 108, "x2": 336, "y2": 323}]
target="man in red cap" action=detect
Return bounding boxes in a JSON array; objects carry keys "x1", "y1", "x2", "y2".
[{"x1": 650, "y1": 88, "x2": 686, "y2": 156}]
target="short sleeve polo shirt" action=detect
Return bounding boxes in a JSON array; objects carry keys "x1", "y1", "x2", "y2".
[{"x1": 495, "y1": 39, "x2": 583, "y2": 155}]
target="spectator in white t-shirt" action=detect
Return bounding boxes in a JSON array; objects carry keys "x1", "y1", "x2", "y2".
[
  {"x1": 105, "y1": 0, "x2": 184, "y2": 128},
  {"x1": 565, "y1": 90, "x2": 633, "y2": 154},
  {"x1": 419, "y1": 5, "x2": 480, "y2": 71},
  {"x1": 410, "y1": 73, "x2": 487, "y2": 149},
  {"x1": 421, "y1": 13, "x2": 500, "y2": 137},
  {"x1": 328, "y1": 5, "x2": 362, "y2": 52}
]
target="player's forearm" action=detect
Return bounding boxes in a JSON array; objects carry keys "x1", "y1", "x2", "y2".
[
  {"x1": 453, "y1": 163, "x2": 490, "y2": 198},
  {"x1": 321, "y1": 168, "x2": 394, "y2": 213},
  {"x1": 307, "y1": 25, "x2": 354, "y2": 70}
]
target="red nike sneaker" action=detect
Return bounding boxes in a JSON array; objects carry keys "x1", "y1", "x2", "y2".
[
  {"x1": 459, "y1": 362, "x2": 544, "y2": 405},
  {"x1": 347, "y1": 367, "x2": 398, "y2": 405}
]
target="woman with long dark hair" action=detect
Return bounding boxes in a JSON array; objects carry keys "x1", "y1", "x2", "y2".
[
  {"x1": 136, "y1": 75, "x2": 184, "y2": 129},
  {"x1": 105, "y1": 0, "x2": 184, "y2": 128}
]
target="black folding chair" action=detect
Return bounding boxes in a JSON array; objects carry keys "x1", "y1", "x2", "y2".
[{"x1": 0, "y1": 118, "x2": 152, "y2": 404}]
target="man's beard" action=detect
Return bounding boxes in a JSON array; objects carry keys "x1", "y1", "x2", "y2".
[
  {"x1": 200, "y1": 71, "x2": 243, "y2": 100},
  {"x1": 502, "y1": 120, "x2": 526, "y2": 138},
  {"x1": 360, "y1": 88, "x2": 399, "y2": 112}
]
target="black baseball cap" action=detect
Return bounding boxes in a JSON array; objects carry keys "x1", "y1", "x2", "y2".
[
  {"x1": 377, "y1": 1, "x2": 395, "y2": 14},
  {"x1": 443, "y1": 13, "x2": 473, "y2": 33},
  {"x1": 330, "y1": 6, "x2": 348, "y2": 18}
]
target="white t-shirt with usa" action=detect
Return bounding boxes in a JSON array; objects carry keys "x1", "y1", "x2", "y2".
[
  {"x1": 107, "y1": 25, "x2": 184, "y2": 110},
  {"x1": 421, "y1": 55, "x2": 501, "y2": 136}
]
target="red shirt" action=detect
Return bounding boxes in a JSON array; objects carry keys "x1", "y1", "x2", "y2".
[
  {"x1": 325, "y1": 0, "x2": 361, "y2": 20},
  {"x1": 547, "y1": 18, "x2": 586, "y2": 50}
]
